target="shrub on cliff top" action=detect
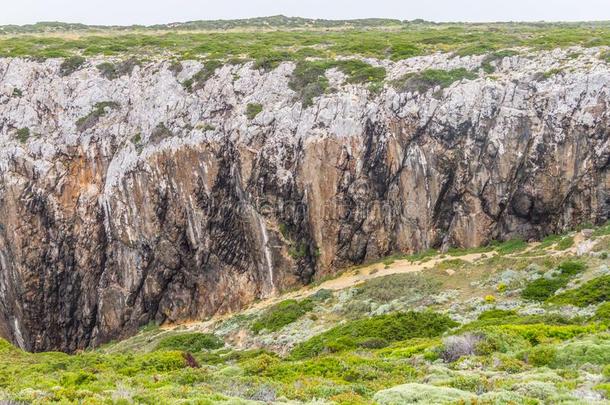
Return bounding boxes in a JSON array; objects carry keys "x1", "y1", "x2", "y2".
[
  {"x1": 289, "y1": 59, "x2": 386, "y2": 107},
  {"x1": 291, "y1": 311, "x2": 457, "y2": 359},
  {"x1": 59, "y1": 56, "x2": 86, "y2": 76},
  {"x1": 182, "y1": 60, "x2": 222, "y2": 92},
  {"x1": 392, "y1": 67, "x2": 477, "y2": 94},
  {"x1": 96, "y1": 58, "x2": 141, "y2": 80}
]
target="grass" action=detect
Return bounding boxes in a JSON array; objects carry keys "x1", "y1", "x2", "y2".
[
  {"x1": 493, "y1": 238, "x2": 528, "y2": 255},
  {"x1": 251, "y1": 298, "x2": 315, "y2": 333}
]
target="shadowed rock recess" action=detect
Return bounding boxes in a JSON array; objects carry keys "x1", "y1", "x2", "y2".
[{"x1": 0, "y1": 49, "x2": 608, "y2": 352}]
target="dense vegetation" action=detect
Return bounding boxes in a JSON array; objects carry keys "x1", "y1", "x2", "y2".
[
  {"x1": 0, "y1": 218, "x2": 608, "y2": 403},
  {"x1": 3, "y1": 20, "x2": 610, "y2": 61}
]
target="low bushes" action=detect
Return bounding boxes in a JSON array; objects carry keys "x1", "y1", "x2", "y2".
[
  {"x1": 480, "y1": 49, "x2": 519, "y2": 73},
  {"x1": 353, "y1": 273, "x2": 441, "y2": 302},
  {"x1": 548, "y1": 275, "x2": 610, "y2": 307},
  {"x1": 288, "y1": 59, "x2": 386, "y2": 107},
  {"x1": 521, "y1": 260, "x2": 586, "y2": 301},
  {"x1": 156, "y1": 333, "x2": 224, "y2": 352},
  {"x1": 76, "y1": 101, "x2": 120, "y2": 132},
  {"x1": 182, "y1": 60, "x2": 222, "y2": 92},
  {"x1": 440, "y1": 333, "x2": 484, "y2": 362},
  {"x1": 290, "y1": 311, "x2": 457, "y2": 359},
  {"x1": 246, "y1": 103, "x2": 263, "y2": 120},
  {"x1": 392, "y1": 68, "x2": 477, "y2": 94},
  {"x1": 59, "y1": 56, "x2": 85, "y2": 76},
  {"x1": 251, "y1": 298, "x2": 314, "y2": 333},
  {"x1": 594, "y1": 302, "x2": 610, "y2": 322},
  {"x1": 525, "y1": 345, "x2": 557, "y2": 366},
  {"x1": 373, "y1": 383, "x2": 475, "y2": 405},
  {"x1": 16, "y1": 127, "x2": 30, "y2": 143},
  {"x1": 96, "y1": 58, "x2": 140, "y2": 80},
  {"x1": 552, "y1": 336, "x2": 610, "y2": 367}
]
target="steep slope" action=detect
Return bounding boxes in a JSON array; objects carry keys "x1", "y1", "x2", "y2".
[
  {"x1": 0, "y1": 226, "x2": 609, "y2": 404},
  {"x1": 0, "y1": 48, "x2": 608, "y2": 352}
]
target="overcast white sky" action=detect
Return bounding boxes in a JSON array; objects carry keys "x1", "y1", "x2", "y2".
[{"x1": 2, "y1": 0, "x2": 610, "y2": 25}]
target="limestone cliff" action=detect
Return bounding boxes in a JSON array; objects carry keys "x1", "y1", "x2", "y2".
[{"x1": 0, "y1": 48, "x2": 608, "y2": 352}]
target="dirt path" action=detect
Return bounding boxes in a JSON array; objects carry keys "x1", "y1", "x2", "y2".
[{"x1": 163, "y1": 251, "x2": 495, "y2": 333}]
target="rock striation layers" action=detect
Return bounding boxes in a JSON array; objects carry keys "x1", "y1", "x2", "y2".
[{"x1": 0, "y1": 48, "x2": 608, "y2": 352}]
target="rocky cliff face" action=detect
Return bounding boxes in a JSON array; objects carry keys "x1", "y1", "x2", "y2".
[{"x1": 0, "y1": 48, "x2": 608, "y2": 352}]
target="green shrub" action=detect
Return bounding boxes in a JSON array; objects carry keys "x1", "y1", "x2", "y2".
[
  {"x1": 549, "y1": 275, "x2": 610, "y2": 306},
  {"x1": 251, "y1": 298, "x2": 314, "y2": 333},
  {"x1": 373, "y1": 383, "x2": 475, "y2": 404},
  {"x1": 288, "y1": 60, "x2": 330, "y2": 107},
  {"x1": 526, "y1": 345, "x2": 557, "y2": 366},
  {"x1": 16, "y1": 127, "x2": 30, "y2": 143},
  {"x1": 552, "y1": 336, "x2": 610, "y2": 367},
  {"x1": 447, "y1": 374, "x2": 488, "y2": 393},
  {"x1": 291, "y1": 311, "x2": 457, "y2": 359},
  {"x1": 557, "y1": 260, "x2": 586, "y2": 275},
  {"x1": 335, "y1": 59, "x2": 386, "y2": 84},
  {"x1": 481, "y1": 49, "x2": 519, "y2": 73},
  {"x1": 59, "y1": 56, "x2": 86, "y2": 76},
  {"x1": 522, "y1": 260, "x2": 586, "y2": 301},
  {"x1": 521, "y1": 277, "x2": 569, "y2": 301},
  {"x1": 76, "y1": 101, "x2": 120, "y2": 132},
  {"x1": 354, "y1": 273, "x2": 441, "y2": 302},
  {"x1": 593, "y1": 302, "x2": 610, "y2": 322},
  {"x1": 156, "y1": 333, "x2": 224, "y2": 352},
  {"x1": 393, "y1": 68, "x2": 477, "y2": 94},
  {"x1": 288, "y1": 59, "x2": 386, "y2": 107},
  {"x1": 246, "y1": 103, "x2": 263, "y2": 120},
  {"x1": 182, "y1": 60, "x2": 222, "y2": 92},
  {"x1": 477, "y1": 309, "x2": 517, "y2": 320},
  {"x1": 495, "y1": 323, "x2": 601, "y2": 345},
  {"x1": 96, "y1": 58, "x2": 140, "y2": 80}
]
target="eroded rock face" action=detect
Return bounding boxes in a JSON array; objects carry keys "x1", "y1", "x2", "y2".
[{"x1": 0, "y1": 48, "x2": 608, "y2": 351}]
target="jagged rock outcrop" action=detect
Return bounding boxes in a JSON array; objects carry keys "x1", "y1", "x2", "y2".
[{"x1": 0, "y1": 48, "x2": 608, "y2": 352}]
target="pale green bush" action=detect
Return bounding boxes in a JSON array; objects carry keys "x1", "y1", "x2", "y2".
[{"x1": 373, "y1": 383, "x2": 475, "y2": 404}]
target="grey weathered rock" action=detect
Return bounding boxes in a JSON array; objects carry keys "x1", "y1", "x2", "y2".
[{"x1": 0, "y1": 47, "x2": 608, "y2": 352}]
